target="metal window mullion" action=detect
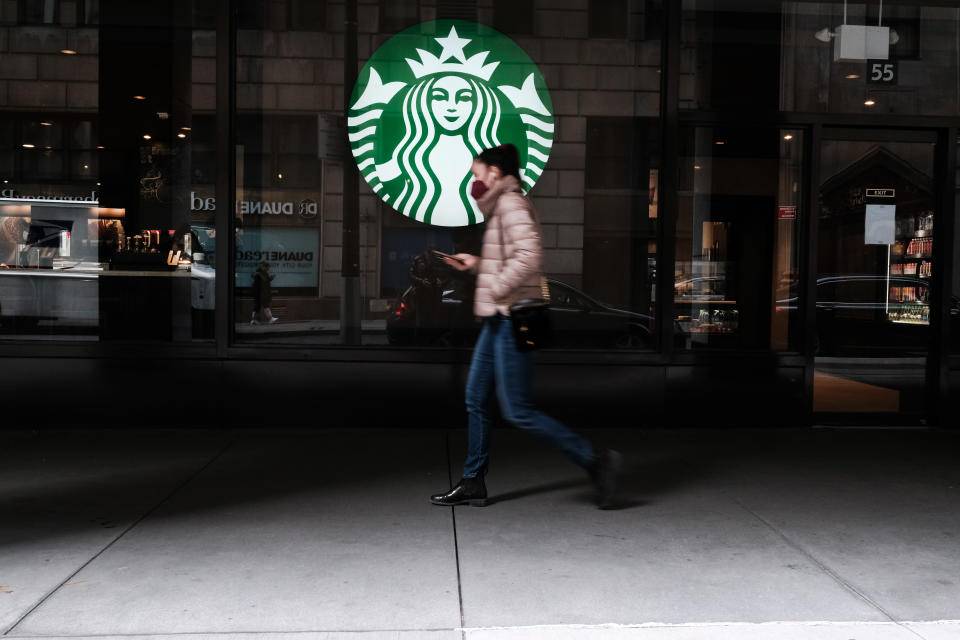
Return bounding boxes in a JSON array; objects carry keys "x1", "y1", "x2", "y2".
[
  {"x1": 657, "y1": 0, "x2": 680, "y2": 363},
  {"x1": 927, "y1": 127, "x2": 957, "y2": 426},
  {"x1": 215, "y1": 0, "x2": 236, "y2": 357},
  {"x1": 802, "y1": 122, "x2": 822, "y2": 422}
]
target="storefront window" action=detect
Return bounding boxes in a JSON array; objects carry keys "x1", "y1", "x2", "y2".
[
  {"x1": 675, "y1": 126, "x2": 803, "y2": 351},
  {"x1": 0, "y1": 1, "x2": 216, "y2": 341},
  {"x1": 234, "y1": 1, "x2": 663, "y2": 350},
  {"x1": 682, "y1": 1, "x2": 960, "y2": 117}
]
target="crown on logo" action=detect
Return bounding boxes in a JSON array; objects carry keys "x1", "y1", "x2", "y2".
[{"x1": 406, "y1": 26, "x2": 500, "y2": 81}]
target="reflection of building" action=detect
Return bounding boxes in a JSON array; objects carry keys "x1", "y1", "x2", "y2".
[
  {"x1": 819, "y1": 146, "x2": 933, "y2": 279},
  {"x1": 2, "y1": 1, "x2": 960, "y2": 427}
]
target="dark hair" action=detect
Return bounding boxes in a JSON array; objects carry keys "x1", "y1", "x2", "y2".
[{"x1": 476, "y1": 144, "x2": 521, "y2": 180}]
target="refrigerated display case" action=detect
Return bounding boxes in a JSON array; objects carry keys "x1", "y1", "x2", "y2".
[
  {"x1": 887, "y1": 211, "x2": 933, "y2": 325},
  {"x1": 674, "y1": 220, "x2": 739, "y2": 342}
]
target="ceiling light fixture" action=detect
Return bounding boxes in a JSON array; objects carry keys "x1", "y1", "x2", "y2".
[
  {"x1": 40, "y1": 121, "x2": 53, "y2": 126},
  {"x1": 784, "y1": 134, "x2": 794, "y2": 140},
  {"x1": 22, "y1": 143, "x2": 35, "y2": 149},
  {"x1": 143, "y1": 134, "x2": 152, "y2": 140},
  {"x1": 133, "y1": 95, "x2": 146, "y2": 100},
  {"x1": 814, "y1": 27, "x2": 835, "y2": 42},
  {"x1": 864, "y1": 99, "x2": 876, "y2": 106},
  {"x1": 845, "y1": 74, "x2": 860, "y2": 79},
  {"x1": 177, "y1": 133, "x2": 187, "y2": 139},
  {"x1": 60, "y1": 49, "x2": 77, "y2": 55}
]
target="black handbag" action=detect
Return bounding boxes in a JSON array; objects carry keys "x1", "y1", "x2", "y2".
[
  {"x1": 509, "y1": 277, "x2": 554, "y2": 351},
  {"x1": 497, "y1": 211, "x2": 554, "y2": 351}
]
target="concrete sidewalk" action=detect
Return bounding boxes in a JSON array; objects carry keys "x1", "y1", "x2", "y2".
[{"x1": 1, "y1": 427, "x2": 959, "y2": 639}]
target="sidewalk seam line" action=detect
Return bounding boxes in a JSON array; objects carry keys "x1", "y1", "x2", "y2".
[
  {"x1": 3, "y1": 629, "x2": 457, "y2": 638},
  {"x1": 2, "y1": 433, "x2": 239, "y2": 637},
  {"x1": 5, "y1": 622, "x2": 960, "y2": 639},
  {"x1": 733, "y1": 498, "x2": 927, "y2": 640},
  {"x1": 446, "y1": 430, "x2": 467, "y2": 640}
]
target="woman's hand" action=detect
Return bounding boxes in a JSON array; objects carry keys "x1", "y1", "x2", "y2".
[{"x1": 445, "y1": 253, "x2": 477, "y2": 272}]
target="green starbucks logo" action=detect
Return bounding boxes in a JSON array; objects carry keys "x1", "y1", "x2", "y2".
[{"x1": 348, "y1": 20, "x2": 554, "y2": 227}]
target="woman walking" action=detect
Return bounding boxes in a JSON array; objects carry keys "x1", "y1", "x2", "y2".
[{"x1": 430, "y1": 144, "x2": 620, "y2": 509}]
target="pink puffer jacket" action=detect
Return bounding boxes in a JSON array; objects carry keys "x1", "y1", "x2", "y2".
[{"x1": 472, "y1": 175, "x2": 544, "y2": 317}]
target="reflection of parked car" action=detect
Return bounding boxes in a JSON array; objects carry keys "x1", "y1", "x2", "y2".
[
  {"x1": 387, "y1": 279, "x2": 655, "y2": 349},
  {"x1": 675, "y1": 273, "x2": 960, "y2": 355},
  {"x1": 674, "y1": 276, "x2": 727, "y2": 300},
  {"x1": 778, "y1": 275, "x2": 960, "y2": 356}
]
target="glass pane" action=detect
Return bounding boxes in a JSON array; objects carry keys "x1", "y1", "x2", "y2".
[
  {"x1": 235, "y1": 1, "x2": 663, "y2": 350},
  {"x1": 675, "y1": 126, "x2": 803, "y2": 351},
  {"x1": 682, "y1": 1, "x2": 960, "y2": 117},
  {"x1": 0, "y1": 3, "x2": 215, "y2": 342},
  {"x1": 814, "y1": 136, "x2": 935, "y2": 414}
]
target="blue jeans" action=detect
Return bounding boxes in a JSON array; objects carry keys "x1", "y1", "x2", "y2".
[{"x1": 462, "y1": 314, "x2": 596, "y2": 478}]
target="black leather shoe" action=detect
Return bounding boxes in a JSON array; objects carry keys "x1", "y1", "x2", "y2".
[
  {"x1": 589, "y1": 449, "x2": 622, "y2": 509},
  {"x1": 430, "y1": 476, "x2": 488, "y2": 507}
]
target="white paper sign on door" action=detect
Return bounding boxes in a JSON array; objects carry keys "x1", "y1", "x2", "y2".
[{"x1": 865, "y1": 204, "x2": 896, "y2": 244}]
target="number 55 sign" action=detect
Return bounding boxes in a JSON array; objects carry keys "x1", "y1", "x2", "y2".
[{"x1": 866, "y1": 60, "x2": 898, "y2": 85}]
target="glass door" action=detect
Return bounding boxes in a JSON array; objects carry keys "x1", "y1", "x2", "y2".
[{"x1": 814, "y1": 130, "x2": 938, "y2": 415}]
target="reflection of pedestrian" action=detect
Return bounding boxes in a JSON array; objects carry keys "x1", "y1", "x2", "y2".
[
  {"x1": 165, "y1": 223, "x2": 204, "y2": 259},
  {"x1": 409, "y1": 250, "x2": 442, "y2": 339},
  {"x1": 429, "y1": 143, "x2": 620, "y2": 509},
  {"x1": 251, "y1": 262, "x2": 278, "y2": 324}
]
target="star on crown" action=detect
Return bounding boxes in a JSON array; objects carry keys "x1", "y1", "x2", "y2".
[{"x1": 406, "y1": 26, "x2": 500, "y2": 81}]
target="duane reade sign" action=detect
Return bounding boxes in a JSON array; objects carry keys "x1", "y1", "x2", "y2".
[
  {"x1": 191, "y1": 192, "x2": 319, "y2": 219},
  {"x1": 348, "y1": 20, "x2": 555, "y2": 227}
]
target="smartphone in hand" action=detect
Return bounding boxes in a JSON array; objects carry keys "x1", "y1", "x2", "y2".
[{"x1": 432, "y1": 250, "x2": 465, "y2": 265}]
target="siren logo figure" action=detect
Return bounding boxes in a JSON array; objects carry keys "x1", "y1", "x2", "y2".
[{"x1": 348, "y1": 21, "x2": 554, "y2": 226}]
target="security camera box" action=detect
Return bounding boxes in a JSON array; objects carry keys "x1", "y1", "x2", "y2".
[
  {"x1": 865, "y1": 26, "x2": 890, "y2": 59},
  {"x1": 834, "y1": 24, "x2": 866, "y2": 61},
  {"x1": 834, "y1": 24, "x2": 890, "y2": 61}
]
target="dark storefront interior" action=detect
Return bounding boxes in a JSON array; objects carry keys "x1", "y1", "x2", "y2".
[{"x1": 1, "y1": 0, "x2": 959, "y2": 427}]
